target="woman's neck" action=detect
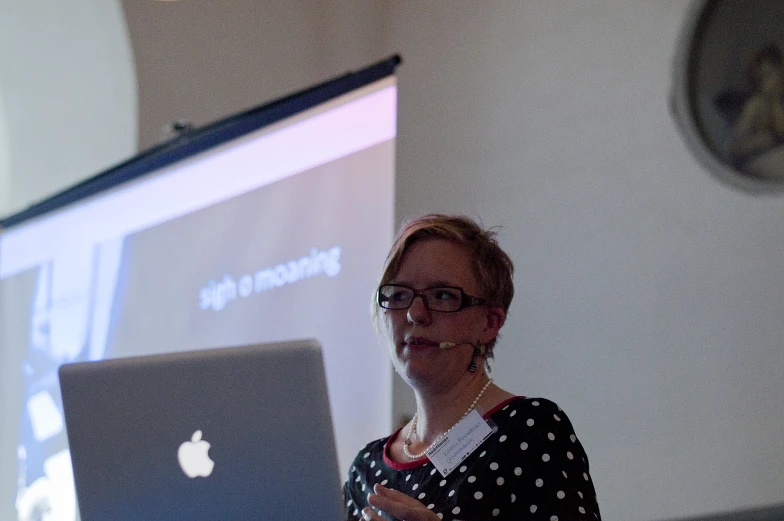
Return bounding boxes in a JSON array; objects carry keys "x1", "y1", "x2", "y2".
[{"x1": 411, "y1": 372, "x2": 494, "y2": 446}]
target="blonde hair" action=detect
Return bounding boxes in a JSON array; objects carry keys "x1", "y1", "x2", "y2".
[{"x1": 372, "y1": 214, "x2": 514, "y2": 354}]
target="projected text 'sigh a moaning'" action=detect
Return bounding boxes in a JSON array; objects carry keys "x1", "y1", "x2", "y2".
[{"x1": 198, "y1": 246, "x2": 342, "y2": 312}]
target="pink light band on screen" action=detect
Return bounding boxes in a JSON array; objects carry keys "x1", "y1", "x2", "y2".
[{"x1": 0, "y1": 81, "x2": 397, "y2": 279}]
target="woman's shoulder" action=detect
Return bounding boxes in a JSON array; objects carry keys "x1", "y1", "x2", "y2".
[
  {"x1": 485, "y1": 395, "x2": 563, "y2": 418},
  {"x1": 486, "y1": 396, "x2": 581, "y2": 436},
  {"x1": 348, "y1": 432, "x2": 396, "y2": 475}
]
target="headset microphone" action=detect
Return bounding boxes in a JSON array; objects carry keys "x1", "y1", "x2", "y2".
[
  {"x1": 439, "y1": 341, "x2": 476, "y2": 350},
  {"x1": 439, "y1": 341, "x2": 487, "y2": 373}
]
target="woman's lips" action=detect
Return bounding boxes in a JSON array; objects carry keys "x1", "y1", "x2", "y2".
[{"x1": 405, "y1": 337, "x2": 438, "y2": 348}]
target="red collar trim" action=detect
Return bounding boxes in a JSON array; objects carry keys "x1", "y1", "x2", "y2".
[
  {"x1": 484, "y1": 395, "x2": 523, "y2": 417},
  {"x1": 382, "y1": 395, "x2": 526, "y2": 470}
]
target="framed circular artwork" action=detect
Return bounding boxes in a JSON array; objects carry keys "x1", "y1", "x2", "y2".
[{"x1": 672, "y1": 0, "x2": 784, "y2": 193}]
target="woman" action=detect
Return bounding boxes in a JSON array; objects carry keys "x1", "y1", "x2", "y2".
[
  {"x1": 344, "y1": 214, "x2": 601, "y2": 521},
  {"x1": 729, "y1": 43, "x2": 784, "y2": 179}
]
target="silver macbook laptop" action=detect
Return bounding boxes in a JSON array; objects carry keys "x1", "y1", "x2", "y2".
[{"x1": 58, "y1": 339, "x2": 345, "y2": 521}]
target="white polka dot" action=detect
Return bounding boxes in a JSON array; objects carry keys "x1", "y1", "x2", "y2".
[
  {"x1": 480, "y1": 450, "x2": 487, "y2": 457},
  {"x1": 535, "y1": 478, "x2": 544, "y2": 487},
  {"x1": 551, "y1": 516, "x2": 559, "y2": 521},
  {"x1": 497, "y1": 477, "x2": 505, "y2": 485},
  {"x1": 548, "y1": 432, "x2": 555, "y2": 441},
  {"x1": 578, "y1": 491, "x2": 584, "y2": 498},
  {"x1": 557, "y1": 405, "x2": 562, "y2": 411},
  {"x1": 511, "y1": 493, "x2": 516, "y2": 503},
  {"x1": 468, "y1": 475, "x2": 476, "y2": 483},
  {"x1": 510, "y1": 410, "x2": 517, "y2": 417},
  {"x1": 530, "y1": 505, "x2": 538, "y2": 513},
  {"x1": 361, "y1": 484, "x2": 366, "y2": 491},
  {"x1": 562, "y1": 471, "x2": 568, "y2": 478},
  {"x1": 532, "y1": 401, "x2": 540, "y2": 406},
  {"x1": 542, "y1": 453, "x2": 550, "y2": 462},
  {"x1": 354, "y1": 475, "x2": 360, "y2": 482},
  {"x1": 493, "y1": 508, "x2": 500, "y2": 516},
  {"x1": 567, "y1": 451, "x2": 574, "y2": 460},
  {"x1": 584, "y1": 472, "x2": 589, "y2": 481},
  {"x1": 579, "y1": 506, "x2": 586, "y2": 514},
  {"x1": 406, "y1": 474, "x2": 411, "y2": 481},
  {"x1": 437, "y1": 514, "x2": 443, "y2": 519},
  {"x1": 474, "y1": 491, "x2": 483, "y2": 499},
  {"x1": 351, "y1": 466, "x2": 356, "y2": 472},
  {"x1": 570, "y1": 434, "x2": 577, "y2": 443},
  {"x1": 412, "y1": 483, "x2": 418, "y2": 490},
  {"x1": 439, "y1": 479, "x2": 447, "y2": 486},
  {"x1": 347, "y1": 500, "x2": 353, "y2": 507},
  {"x1": 430, "y1": 468, "x2": 437, "y2": 475},
  {"x1": 452, "y1": 506, "x2": 460, "y2": 515},
  {"x1": 499, "y1": 434, "x2": 507, "y2": 442},
  {"x1": 448, "y1": 490, "x2": 455, "y2": 497},
  {"x1": 554, "y1": 414, "x2": 561, "y2": 421},
  {"x1": 363, "y1": 452, "x2": 370, "y2": 458},
  {"x1": 459, "y1": 465, "x2": 467, "y2": 473},
  {"x1": 370, "y1": 460, "x2": 376, "y2": 468},
  {"x1": 502, "y1": 404, "x2": 509, "y2": 410},
  {"x1": 375, "y1": 470, "x2": 381, "y2": 477},
  {"x1": 490, "y1": 462, "x2": 499, "y2": 470},
  {"x1": 353, "y1": 509, "x2": 358, "y2": 516},
  {"x1": 520, "y1": 442, "x2": 528, "y2": 450},
  {"x1": 418, "y1": 492, "x2": 426, "y2": 499},
  {"x1": 557, "y1": 490, "x2": 565, "y2": 499},
  {"x1": 514, "y1": 467, "x2": 522, "y2": 476},
  {"x1": 381, "y1": 479, "x2": 388, "y2": 485},
  {"x1": 427, "y1": 504, "x2": 434, "y2": 509},
  {"x1": 526, "y1": 418, "x2": 535, "y2": 426}
]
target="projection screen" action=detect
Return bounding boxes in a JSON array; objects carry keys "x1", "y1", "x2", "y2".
[{"x1": 0, "y1": 56, "x2": 399, "y2": 521}]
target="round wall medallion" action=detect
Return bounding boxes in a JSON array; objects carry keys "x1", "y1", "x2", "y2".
[{"x1": 672, "y1": 0, "x2": 784, "y2": 193}]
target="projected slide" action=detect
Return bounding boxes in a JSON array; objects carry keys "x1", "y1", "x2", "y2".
[{"x1": 0, "y1": 77, "x2": 396, "y2": 521}]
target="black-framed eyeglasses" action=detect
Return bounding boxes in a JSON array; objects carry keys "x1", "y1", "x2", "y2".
[{"x1": 377, "y1": 284, "x2": 488, "y2": 313}]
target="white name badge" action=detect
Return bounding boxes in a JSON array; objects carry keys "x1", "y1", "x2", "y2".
[{"x1": 426, "y1": 409, "x2": 494, "y2": 477}]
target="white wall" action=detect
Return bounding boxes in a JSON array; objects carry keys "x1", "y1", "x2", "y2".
[
  {"x1": 382, "y1": 2, "x2": 784, "y2": 520},
  {"x1": 3, "y1": 1, "x2": 783, "y2": 520},
  {"x1": 0, "y1": 95, "x2": 10, "y2": 217},
  {"x1": 121, "y1": 0, "x2": 389, "y2": 151},
  {"x1": 0, "y1": 1, "x2": 137, "y2": 219}
]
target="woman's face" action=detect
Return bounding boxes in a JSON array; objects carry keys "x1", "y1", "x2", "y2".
[{"x1": 381, "y1": 238, "x2": 504, "y2": 390}]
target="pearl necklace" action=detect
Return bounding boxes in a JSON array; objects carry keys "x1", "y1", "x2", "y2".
[{"x1": 403, "y1": 378, "x2": 493, "y2": 460}]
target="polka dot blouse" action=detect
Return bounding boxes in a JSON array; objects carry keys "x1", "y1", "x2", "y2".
[{"x1": 343, "y1": 397, "x2": 601, "y2": 521}]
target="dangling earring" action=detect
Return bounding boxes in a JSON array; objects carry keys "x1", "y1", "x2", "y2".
[
  {"x1": 468, "y1": 344, "x2": 485, "y2": 373},
  {"x1": 468, "y1": 349, "x2": 478, "y2": 372}
]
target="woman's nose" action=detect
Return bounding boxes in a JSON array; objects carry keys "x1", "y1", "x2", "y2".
[{"x1": 406, "y1": 295, "x2": 432, "y2": 325}]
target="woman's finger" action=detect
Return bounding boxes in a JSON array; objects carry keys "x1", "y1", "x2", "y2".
[
  {"x1": 361, "y1": 506, "x2": 385, "y2": 520},
  {"x1": 373, "y1": 483, "x2": 418, "y2": 501},
  {"x1": 367, "y1": 493, "x2": 416, "y2": 520},
  {"x1": 367, "y1": 484, "x2": 440, "y2": 521}
]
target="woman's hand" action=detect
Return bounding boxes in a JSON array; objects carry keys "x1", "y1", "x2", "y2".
[{"x1": 363, "y1": 483, "x2": 456, "y2": 521}]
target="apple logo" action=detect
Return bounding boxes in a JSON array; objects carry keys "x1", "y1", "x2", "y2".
[{"x1": 177, "y1": 430, "x2": 215, "y2": 478}]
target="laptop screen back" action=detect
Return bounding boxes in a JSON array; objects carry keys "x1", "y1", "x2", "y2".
[{"x1": 58, "y1": 339, "x2": 344, "y2": 521}]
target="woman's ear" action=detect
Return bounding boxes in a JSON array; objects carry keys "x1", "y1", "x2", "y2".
[{"x1": 480, "y1": 306, "x2": 505, "y2": 344}]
